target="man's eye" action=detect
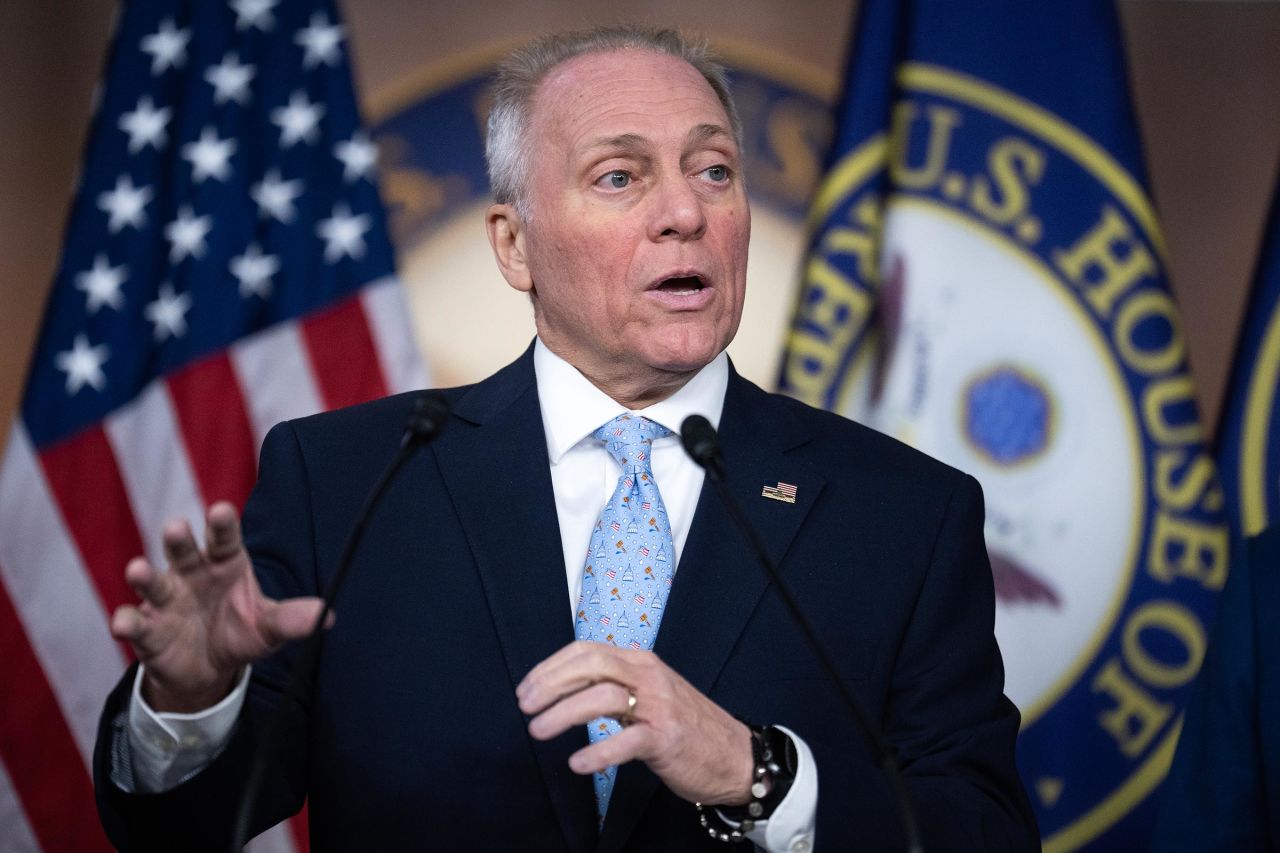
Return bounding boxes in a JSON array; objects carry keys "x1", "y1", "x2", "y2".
[
  {"x1": 604, "y1": 171, "x2": 630, "y2": 188},
  {"x1": 703, "y1": 165, "x2": 729, "y2": 182}
]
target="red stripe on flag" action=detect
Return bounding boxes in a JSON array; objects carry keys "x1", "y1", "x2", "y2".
[
  {"x1": 0, "y1": 572, "x2": 112, "y2": 851},
  {"x1": 291, "y1": 801, "x2": 311, "y2": 851},
  {"x1": 300, "y1": 296, "x2": 389, "y2": 411},
  {"x1": 39, "y1": 425, "x2": 144, "y2": 621},
  {"x1": 167, "y1": 352, "x2": 258, "y2": 509}
]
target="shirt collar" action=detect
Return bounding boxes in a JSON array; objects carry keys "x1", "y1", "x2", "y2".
[{"x1": 533, "y1": 337, "x2": 729, "y2": 464}]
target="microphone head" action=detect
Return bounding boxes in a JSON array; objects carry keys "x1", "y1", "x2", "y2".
[
  {"x1": 405, "y1": 392, "x2": 450, "y2": 446},
  {"x1": 680, "y1": 414, "x2": 724, "y2": 481}
]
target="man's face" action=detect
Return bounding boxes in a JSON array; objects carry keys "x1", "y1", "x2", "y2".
[{"x1": 500, "y1": 49, "x2": 750, "y2": 399}]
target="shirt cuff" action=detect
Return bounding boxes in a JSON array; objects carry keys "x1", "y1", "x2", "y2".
[
  {"x1": 123, "y1": 665, "x2": 250, "y2": 793},
  {"x1": 719, "y1": 724, "x2": 817, "y2": 853}
]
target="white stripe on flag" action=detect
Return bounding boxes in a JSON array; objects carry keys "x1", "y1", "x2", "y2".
[
  {"x1": 0, "y1": 758, "x2": 40, "y2": 853},
  {"x1": 361, "y1": 277, "x2": 429, "y2": 394},
  {"x1": 105, "y1": 380, "x2": 207, "y2": 569},
  {"x1": 0, "y1": 426, "x2": 127, "y2": 763},
  {"x1": 231, "y1": 321, "x2": 325, "y2": 449},
  {"x1": 245, "y1": 821, "x2": 299, "y2": 853}
]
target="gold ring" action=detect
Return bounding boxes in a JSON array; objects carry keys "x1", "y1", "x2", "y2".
[{"x1": 618, "y1": 689, "x2": 638, "y2": 727}]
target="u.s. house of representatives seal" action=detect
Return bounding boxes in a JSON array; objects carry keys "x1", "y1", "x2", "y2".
[{"x1": 782, "y1": 63, "x2": 1227, "y2": 850}]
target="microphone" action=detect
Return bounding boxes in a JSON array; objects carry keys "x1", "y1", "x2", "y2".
[
  {"x1": 402, "y1": 391, "x2": 450, "y2": 448},
  {"x1": 679, "y1": 415, "x2": 925, "y2": 853},
  {"x1": 679, "y1": 415, "x2": 725, "y2": 482},
  {"x1": 231, "y1": 392, "x2": 450, "y2": 850}
]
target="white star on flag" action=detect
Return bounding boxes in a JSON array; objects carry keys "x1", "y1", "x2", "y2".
[
  {"x1": 74, "y1": 254, "x2": 128, "y2": 314},
  {"x1": 317, "y1": 203, "x2": 371, "y2": 262},
  {"x1": 118, "y1": 95, "x2": 171, "y2": 153},
  {"x1": 295, "y1": 12, "x2": 344, "y2": 68},
  {"x1": 182, "y1": 126, "x2": 237, "y2": 183},
  {"x1": 251, "y1": 169, "x2": 304, "y2": 223},
  {"x1": 334, "y1": 132, "x2": 377, "y2": 183},
  {"x1": 144, "y1": 283, "x2": 193, "y2": 341},
  {"x1": 97, "y1": 174, "x2": 153, "y2": 233},
  {"x1": 271, "y1": 90, "x2": 325, "y2": 148},
  {"x1": 231, "y1": 0, "x2": 278, "y2": 32},
  {"x1": 230, "y1": 243, "x2": 280, "y2": 298},
  {"x1": 140, "y1": 18, "x2": 190, "y2": 75},
  {"x1": 54, "y1": 333, "x2": 109, "y2": 394},
  {"x1": 165, "y1": 206, "x2": 213, "y2": 262},
  {"x1": 205, "y1": 52, "x2": 256, "y2": 105}
]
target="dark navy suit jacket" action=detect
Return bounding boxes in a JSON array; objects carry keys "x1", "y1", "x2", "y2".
[
  {"x1": 95, "y1": 347, "x2": 1037, "y2": 851},
  {"x1": 1151, "y1": 525, "x2": 1280, "y2": 851}
]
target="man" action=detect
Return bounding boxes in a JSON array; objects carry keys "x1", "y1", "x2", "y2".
[
  {"x1": 94, "y1": 26, "x2": 1037, "y2": 852},
  {"x1": 1150, "y1": 524, "x2": 1280, "y2": 851}
]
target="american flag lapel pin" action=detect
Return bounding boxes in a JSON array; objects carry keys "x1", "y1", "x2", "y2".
[{"x1": 761, "y1": 481, "x2": 798, "y2": 504}]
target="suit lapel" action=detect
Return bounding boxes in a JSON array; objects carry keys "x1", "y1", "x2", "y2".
[
  {"x1": 432, "y1": 346, "x2": 597, "y2": 853},
  {"x1": 598, "y1": 371, "x2": 826, "y2": 853}
]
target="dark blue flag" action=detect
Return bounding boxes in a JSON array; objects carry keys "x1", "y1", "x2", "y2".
[
  {"x1": 1219, "y1": 177, "x2": 1280, "y2": 540},
  {"x1": 779, "y1": 2, "x2": 1227, "y2": 849}
]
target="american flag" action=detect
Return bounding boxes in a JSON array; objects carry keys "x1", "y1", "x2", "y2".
[
  {"x1": 0, "y1": 1, "x2": 425, "y2": 850},
  {"x1": 761, "y1": 481, "x2": 798, "y2": 504}
]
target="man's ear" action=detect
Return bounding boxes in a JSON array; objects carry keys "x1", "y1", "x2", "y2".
[{"x1": 485, "y1": 203, "x2": 533, "y2": 293}]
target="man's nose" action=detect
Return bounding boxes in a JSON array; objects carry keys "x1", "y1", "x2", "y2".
[{"x1": 648, "y1": 174, "x2": 707, "y2": 241}]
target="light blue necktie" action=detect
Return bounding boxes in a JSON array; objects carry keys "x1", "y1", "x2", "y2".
[{"x1": 576, "y1": 413, "x2": 677, "y2": 821}]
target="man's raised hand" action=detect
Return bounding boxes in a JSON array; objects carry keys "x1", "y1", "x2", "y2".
[{"x1": 109, "y1": 501, "x2": 325, "y2": 713}]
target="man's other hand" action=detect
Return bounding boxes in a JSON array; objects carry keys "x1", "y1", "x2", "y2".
[
  {"x1": 517, "y1": 641, "x2": 754, "y2": 807},
  {"x1": 109, "y1": 501, "x2": 326, "y2": 713}
]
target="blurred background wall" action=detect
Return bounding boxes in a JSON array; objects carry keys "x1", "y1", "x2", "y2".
[{"x1": 3, "y1": 0, "x2": 1278, "y2": 456}]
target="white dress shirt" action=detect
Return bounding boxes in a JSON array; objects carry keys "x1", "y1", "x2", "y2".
[{"x1": 123, "y1": 339, "x2": 817, "y2": 852}]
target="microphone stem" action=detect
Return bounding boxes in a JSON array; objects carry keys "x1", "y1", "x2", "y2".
[
  {"x1": 706, "y1": 471, "x2": 925, "y2": 853},
  {"x1": 230, "y1": 434, "x2": 425, "y2": 850}
]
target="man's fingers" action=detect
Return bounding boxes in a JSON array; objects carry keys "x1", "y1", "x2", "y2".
[
  {"x1": 110, "y1": 605, "x2": 145, "y2": 642},
  {"x1": 568, "y1": 725, "x2": 647, "y2": 775},
  {"x1": 518, "y1": 641, "x2": 637, "y2": 714},
  {"x1": 110, "y1": 604, "x2": 167, "y2": 659},
  {"x1": 517, "y1": 640, "x2": 591, "y2": 699},
  {"x1": 161, "y1": 518, "x2": 204, "y2": 575},
  {"x1": 124, "y1": 556, "x2": 176, "y2": 607},
  {"x1": 528, "y1": 680, "x2": 632, "y2": 741},
  {"x1": 205, "y1": 501, "x2": 244, "y2": 563},
  {"x1": 260, "y1": 597, "x2": 329, "y2": 646}
]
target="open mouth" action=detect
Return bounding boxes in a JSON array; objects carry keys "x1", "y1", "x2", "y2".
[{"x1": 654, "y1": 274, "x2": 706, "y2": 295}]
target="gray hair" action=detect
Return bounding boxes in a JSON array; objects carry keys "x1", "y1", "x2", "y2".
[{"x1": 485, "y1": 25, "x2": 743, "y2": 218}]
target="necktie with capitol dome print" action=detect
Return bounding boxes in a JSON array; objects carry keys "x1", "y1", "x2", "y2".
[{"x1": 576, "y1": 413, "x2": 678, "y2": 822}]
